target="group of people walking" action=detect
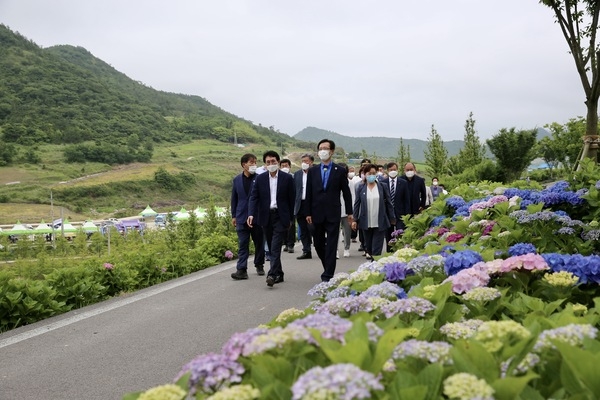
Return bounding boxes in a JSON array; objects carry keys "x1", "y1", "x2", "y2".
[{"x1": 230, "y1": 139, "x2": 430, "y2": 287}]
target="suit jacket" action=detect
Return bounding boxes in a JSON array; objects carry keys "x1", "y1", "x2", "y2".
[
  {"x1": 248, "y1": 171, "x2": 295, "y2": 227},
  {"x1": 400, "y1": 174, "x2": 427, "y2": 215},
  {"x1": 306, "y1": 162, "x2": 352, "y2": 224},
  {"x1": 381, "y1": 176, "x2": 410, "y2": 221},
  {"x1": 230, "y1": 172, "x2": 256, "y2": 226},
  {"x1": 353, "y1": 181, "x2": 395, "y2": 231},
  {"x1": 293, "y1": 169, "x2": 306, "y2": 216}
]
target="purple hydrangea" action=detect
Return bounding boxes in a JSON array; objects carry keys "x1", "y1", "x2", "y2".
[
  {"x1": 221, "y1": 327, "x2": 269, "y2": 360},
  {"x1": 291, "y1": 364, "x2": 383, "y2": 400},
  {"x1": 444, "y1": 250, "x2": 484, "y2": 276},
  {"x1": 380, "y1": 297, "x2": 436, "y2": 318},
  {"x1": 360, "y1": 281, "x2": 407, "y2": 300},
  {"x1": 288, "y1": 313, "x2": 352, "y2": 343},
  {"x1": 382, "y1": 262, "x2": 414, "y2": 282},
  {"x1": 508, "y1": 243, "x2": 537, "y2": 257},
  {"x1": 175, "y1": 352, "x2": 244, "y2": 395}
]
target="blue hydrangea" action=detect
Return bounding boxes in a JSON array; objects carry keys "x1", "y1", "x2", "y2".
[
  {"x1": 430, "y1": 216, "x2": 446, "y2": 227},
  {"x1": 508, "y1": 243, "x2": 537, "y2": 257},
  {"x1": 444, "y1": 250, "x2": 484, "y2": 276},
  {"x1": 382, "y1": 262, "x2": 414, "y2": 282}
]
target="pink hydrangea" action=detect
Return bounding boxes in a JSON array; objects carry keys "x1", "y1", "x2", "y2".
[
  {"x1": 224, "y1": 250, "x2": 234, "y2": 260},
  {"x1": 444, "y1": 263, "x2": 491, "y2": 294},
  {"x1": 499, "y1": 254, "x2": 549, "y2": 273},
  {"x1": 104, "y1": 263, "x2": 114, "y2": 270}
]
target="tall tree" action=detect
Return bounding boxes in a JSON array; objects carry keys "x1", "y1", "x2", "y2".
[
  {"x1": 541, "y1": 0, "x2": 600, "y2": 160},
  {"x1": 458, "y1": 112, "x2": 486, "y2": 169},
  {"x1": 424, "y1": 124, "x2": 448, "y2": 176},
  {"x1": 539, "y1": 117, "x2": 587, "y2": 171},
  {"x1": 397, "y1": 137, "x2": 411, "y2": 166},
  {"x1": 487, "y1": 128, "x2": 538, "y2": 182}
]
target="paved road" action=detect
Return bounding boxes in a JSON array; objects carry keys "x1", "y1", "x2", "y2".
[{"x1": 0, "y1": 240, "x2": 369, "y2": 400}]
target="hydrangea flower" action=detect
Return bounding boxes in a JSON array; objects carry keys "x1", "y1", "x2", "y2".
[
  {"x1": 360, "y1": 281, "x2": 406, "y2": 300},
  {"x1": 542, "y1": 271, "x2": 579, "y2": 287},
  {"x1": 499, "y1": 253, "x2": 549, "y2": 273},
  {"x1": 275, "y1": 308, "x2": 305, "y2": 324},
  {"x1": 407, "y1": 255, "x2": 445, "y2": 274},
  {"x1": 508, "y1": 242, "x2": 537, "y2": 256},
  {"x1": 440, "y1": 319, "x2": 485, "y2": 340},
  {"x1": 474, "y1": 320, "x2": 531, "y2": 352},
  {"x1": 314, "y1": 296, "x2": 390, "y2": 316},
  {"x1": 206, "y1": 385, "x2": 260, "y2": 400},
  {"x1": 533, "y1": 324, "x2": 598, "y2": 352},
  {"x1": 291, "y1": 364, "x2": 383, "y2": 400},
  {"x1": 382, "y1": 261, "x2": 414, "y2": 282},
  {"x1": 104, "y1": 263, "x2": 114, "y2": 270},
  {"x1": 288, "y1": 313, "x2": 352, "y2": 343},
  {"x1": 221, "y1": 327, "x2": 269, "y2": 360},
  {"x1": 242, "y1": 326, "x2": 311, "y2": 356},
  {"x1": 443, "y1": 373, "x2": 494, "y2": 400},
  {"x1": 325, "y1": 285, "x2": 353, "y2": 301},
  {"x1": 444, "y1": 250, "x2": 484, "y2": 276},
  {"x1": 224, "y1": 250, "x2": 234, "y2": 260},
  {"x1": 380, "y1": 297, "x2": 435, "y2": 318},
  {"x1": 138, "y1": 384, "x2": 187, "y2": 400},
  {"x1": 391, "y1": 339, "x2": 453, "y2": 365},
  {"x1": 444, "y1": 262, "x2": 490, "y2": 294},
  {"x1": 500, "y1": 353, "x2": 541, "y2": 378},
  {"x1": 176, "y1": 353, "x2": 245, "y2": 395},
  {"x1": 462, "y1": 287, "x2": 501, "y2": 302}
]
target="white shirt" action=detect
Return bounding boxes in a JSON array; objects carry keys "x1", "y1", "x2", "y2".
[
  {"x1": 302, "y1": 170, "x2": 308, "y2": 200},
  {"x1": 269, "y1": 172, "x2": 278, "y2": 209},
  {"x1": 366, "y1": 184, "x2": 380, "y2": 228}
]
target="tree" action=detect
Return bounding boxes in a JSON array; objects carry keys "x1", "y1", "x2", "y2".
[
  {"x1": 423, "y1": 124, "x2": 448, "y2": 176},
  {"x1": 539, "y1": 117, "x2": 587, "y2": 171},
  {"x1": 458, "y1": 112, "x2": 486, "y2": 169},
  {"x1": 541, "y1": 0, "x2": 600, "y2": 160},
  {"x1": 487, "y1": 128, "x2": 537, "y2": 182},
  {"x1": 397, "y1": 137, "x2": 411, "y2": 166}
]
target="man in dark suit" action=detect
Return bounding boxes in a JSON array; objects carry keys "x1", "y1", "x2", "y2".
[
  {"x1": 293, "y1": 153, "x2": 315, "y2": 260},
  {"x1": 306, "y1": 139, "x2": 353, "y2": 282},
  {"x1": 400, "y1": 162, "x2": 427, "y2": 216},
  {"x1": 248, "y1": 150, "x2": 295, "y2": 287},
  {"x1": 382, "y1": 161, "x2": 410, "y2": 252},
  {"x1": 230, "y1": 153, "x2": 265, "y2": 280}
]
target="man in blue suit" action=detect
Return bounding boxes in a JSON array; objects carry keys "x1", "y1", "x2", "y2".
[
  {"x1": 230, "y1": 153, "x2": 265, "y2": 280},
  {"x1": 306, "y1": 139, "x2": 353, "y2": 282},
  {"x1": 248, "y1": 150, "x2": 295, "y2": 287},
  {"x1": 382, "y1": 161, "x2": 410, "y2": 252}
]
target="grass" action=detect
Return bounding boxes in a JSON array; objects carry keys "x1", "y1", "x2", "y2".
[{"x1": 0, "y1": 140, "x2": 424, "y2": 225}]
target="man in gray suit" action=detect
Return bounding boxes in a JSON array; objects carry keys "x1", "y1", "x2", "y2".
[{"x1": 293, "y1": 153, "x2": 314, "y2": 259}]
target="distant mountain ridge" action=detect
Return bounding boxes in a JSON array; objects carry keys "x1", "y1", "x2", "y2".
[
  {"x1": 293, "y1": 127, "x2": 465, "y2": 161},
  {"x1": 293, "y1": 127, "x2": 550, "y2": 162}
]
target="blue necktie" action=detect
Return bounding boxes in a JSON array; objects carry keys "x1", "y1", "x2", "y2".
[
  {"x1": 390, "y1": 179, "x2": 395, "y2": 206},
  {"x1": 322, "y1": 166, "x2": 329, "y2": 190}
]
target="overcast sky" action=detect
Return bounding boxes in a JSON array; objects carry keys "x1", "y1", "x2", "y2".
[{"x1": 0, "y1": 1, "x2": 587, "y2": 141}]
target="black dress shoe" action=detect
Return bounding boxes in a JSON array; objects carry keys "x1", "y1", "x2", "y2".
[
  {"x1": 283, "y1": 246, "x2": 290, "y2": 252},
  {"x1": 287, "y1": 247, "x2": 295, "y2": 253},
  {"x1": 255, "y1": 265, "x2": 265, "y2": 276},
  {"x1": 296, "y1": 252, "x2": 312, "y2": 260},
  {"x1": 273, "y1": 275, "x2": 284, "y2": 284},
  {"x1": 231, "y1": 270, "x2": 248, "y2": 280},
  {"x1": 266, "y1": 276, "x2": 275, "y2": 287}
]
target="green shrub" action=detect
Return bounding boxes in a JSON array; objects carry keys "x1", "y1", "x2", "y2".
[
  {"x1": 44, "y1": 266, "x2": 107, "y2": 308},
  {"x1": 196, "y1": 234, "x2": 237, "y2": 263}
]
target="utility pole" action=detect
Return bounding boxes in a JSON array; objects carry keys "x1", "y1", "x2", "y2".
[{"x1": 50, "y1": 189, "x2": 56, "y2": 249}]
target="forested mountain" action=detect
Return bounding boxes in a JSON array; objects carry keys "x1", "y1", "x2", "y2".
[
  {"x1": 0, "y1": 24, "x2": 293, "y2": 150},
  {"x1": 294, "y1": 127, "x2": 466, "y2": 161}
]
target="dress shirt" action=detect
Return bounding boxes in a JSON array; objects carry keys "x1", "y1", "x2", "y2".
[
  {"x1": 269, "y1": 172, "x2": 278, "y2": 209},
  {"x1": 302, "y1": 171, "x2": 308, "y2": 200}
]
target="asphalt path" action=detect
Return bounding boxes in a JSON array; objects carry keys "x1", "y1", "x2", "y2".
[{"x1": 0, "y1": 239, "x2": 370, "y2": 400}]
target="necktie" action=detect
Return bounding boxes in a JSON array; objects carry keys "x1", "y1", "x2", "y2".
[
  {"x1": 322, "y1": 166, "x2": 329, "y2": 190},
  {"x1": 390, "y1": 179, "x2": 395, "y2": 206}
]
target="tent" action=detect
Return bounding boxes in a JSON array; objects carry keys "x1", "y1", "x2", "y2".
[
  {"x1": 34, "y1": 220, "x2": 53, "y2": 234},
  {"x1": 81, "y1": 221, "x2": 99, "y2": 233},
  {"x1": 174, "y1": 207, "x2": 190, "y2": 221},
  {"x1": 5, "y1": 221, "x2": 32, "y2": 235},
  {"x1": 139, "y1": 205, "x2": 157, "y2": 217},
  {"x1": 192, "y1": 207, "x2": 207, "y2": 221}
]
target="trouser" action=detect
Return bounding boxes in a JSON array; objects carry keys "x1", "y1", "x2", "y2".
[
  {"x1": 296, "y1": 212, "x2": 313, "y2": 254},
  {"x1": 340, "y1": 217, "x2": 351, "y2": 250},
  {"x1": 286, "y1": 219, "x2": 296, "y2": 247},
  {"x1": 312, "y1": 218, "x2": 340, "y2": 281},
  {"x1": 263, "y1": 210, "x2": 287, "y2": 278},
  {"x1": 364, "y1": 227, "x2": 386, "y2": 256},
  {"x1": 236, "y1": 223, "x2": 265, "y2": 270}
]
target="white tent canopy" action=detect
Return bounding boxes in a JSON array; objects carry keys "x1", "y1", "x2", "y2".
[{"x1": 139, "y1": 205, "x2": 157, "y2": 217}]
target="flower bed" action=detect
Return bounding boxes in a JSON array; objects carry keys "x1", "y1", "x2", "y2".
[{"x1": 126, "y1": 176, "x2": 600, "y2": 400}]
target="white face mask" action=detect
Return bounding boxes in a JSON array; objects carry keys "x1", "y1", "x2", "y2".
[
  {"x1": 281, "y1": 167, "x2": 290, "y2": 174},
  {"x1": 301, "y1": 162, "x2": 310, "y2": 170},
  {"x1": 405, "y1": 171, "x2": 415, "y2": 178},
  {"x1": 347, "y1": 172, "x2": 355, "y2": 179},
  {"x1": 388, "y1": 170, "x2": 398, "y2": 178},
  {"x1": 318, "y1": 150, "x2": 331, "y2": 161},
  {"x1": 267, "y1": 164, "x2": 279, "y2": 173},
  {"x1": 433, "y1": 181, "x2": 438, "y2": 186},
  {"x1": 248, "y1": 165, "x2": 257, "y2": 174}
]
